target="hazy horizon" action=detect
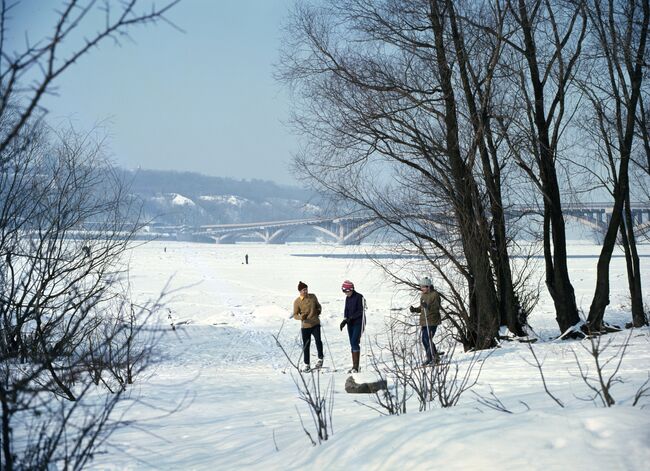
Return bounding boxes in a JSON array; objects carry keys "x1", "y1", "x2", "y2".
[{"x1": 7, "y1": 0, "x2": 299, "y2": 185}]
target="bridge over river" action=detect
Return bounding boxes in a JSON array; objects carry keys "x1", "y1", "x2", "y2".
[{"x1": 142, "y1": 203, "x2": 650, "y2": 245}]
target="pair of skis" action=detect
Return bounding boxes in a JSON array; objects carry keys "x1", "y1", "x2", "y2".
[{"x1": 302, "y1": 365, "x2": 336, "y2": 373}]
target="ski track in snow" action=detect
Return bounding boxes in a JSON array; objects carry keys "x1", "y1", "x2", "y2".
[{"x1": 89, "y1": 242, "x2": 650, "y2": 470}]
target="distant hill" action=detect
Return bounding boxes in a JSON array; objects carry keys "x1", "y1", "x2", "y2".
[{"x1": 118, "y1": 168, "x2": 322, "y2": 226}]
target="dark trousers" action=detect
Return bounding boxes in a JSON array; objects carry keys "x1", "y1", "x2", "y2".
[
  {"x1": 421, "y1": 325, "x2": 438, "y2": 361},
  {"x1": 301, "y1": 325, "x2": 324, "y2": 364},
  {"x1": 347, "y1": 318, "x2": 363, "y2": 353}
]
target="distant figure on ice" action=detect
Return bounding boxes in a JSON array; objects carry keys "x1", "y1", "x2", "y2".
[
  {"x1": 245, "y1": 253, "x2": 248, "y2": 264},
  {"x1": 339, "y1": 280, "x2": 365, "y2": 373},
  {"x1": 293, "y1": 281, "x2": 324, "y2": 371},
  {"x1": 409, "y1": 276, "x2": 441, "y2": 366}
]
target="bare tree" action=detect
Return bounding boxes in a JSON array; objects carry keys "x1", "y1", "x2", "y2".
[
  {"x1": 0, "y1": 0, "x2": 180, "y2": 160},
  {"x1": 278, "y1": 0, "x2": 539, "y2": 350},
  {"x1": 488, "y1": 0, "x2": 587, "y2": 336},
  {"x1": 273, "y1": 333, "x2": 334, "y2": 445},
  {"x1": 0, "y1": 123, "x2": 165, "y2": 469},
  {"x1": 0, "y1": 1, "x2": 181, "y2": 468},
  {"x1": 579, "y1": 0, "x2": 649, "y2": 330},
  {"x1": 359, "y1": 311, "x2": 483, "y2": 415},
  {"x1": 572, "y1": 329, "x2": 635, "y2": 407}
]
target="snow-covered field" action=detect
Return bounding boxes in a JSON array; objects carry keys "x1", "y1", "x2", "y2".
[{"x1": 93, "y1": 241, "x2": 650, "y2": 470}]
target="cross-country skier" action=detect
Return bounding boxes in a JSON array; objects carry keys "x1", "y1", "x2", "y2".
[
  {"x1": 293, "y1": 281, "x2": 324, "y2": 371},
  {"x1": 339, "y1": 280, "x2": 365, "y2": 373},
  {"x1": 409, "y1": 277, "x2": 441, "y2": 366}
]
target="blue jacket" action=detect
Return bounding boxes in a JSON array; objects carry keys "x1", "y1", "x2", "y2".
[{"x1": 344, "y1": 291, "x2": 364, "y2": 321}]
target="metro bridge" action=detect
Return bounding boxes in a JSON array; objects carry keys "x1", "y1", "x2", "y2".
[
  {"x1": 153, "y1": 216, "x2": 382, "y2": 245},
  {"x1": 548, "y1": 202, "x2": 650, "y2": 233},
  {"x1": 144, "y1": 203, "x2": 650, "y2": 245}
]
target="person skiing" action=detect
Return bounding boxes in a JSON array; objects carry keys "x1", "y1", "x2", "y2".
[
  {"x1": 409, "y1": 276, "x2": 441, "y2": 366},
  {"x1": 293, "y1": 281, "x2": 324, "y2": 371},
  {"x1": 339, "y1": 280, "x2": 365, "y2": 373}
]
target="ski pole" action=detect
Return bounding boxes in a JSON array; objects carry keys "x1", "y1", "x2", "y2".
[
  {"x1": 282, "y1": 332, "x2": 301, "y2": 373},
  {"x1": 277, "y1": 319, "x2": 287, "y2": 338},
  {"x1": 321, "y1": 324, "x2": 337, "y2": 372},
  {"x1": 361, "y1": 297, "x2": 368, "y2": 371}
]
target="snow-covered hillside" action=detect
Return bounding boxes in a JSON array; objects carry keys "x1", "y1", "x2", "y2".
[
  {"x1": 91, "y1": 241, "x2": 650, "y2": 470},
  {"x1": 121, "y1": 168, "x2": 320, "y2": 226}
]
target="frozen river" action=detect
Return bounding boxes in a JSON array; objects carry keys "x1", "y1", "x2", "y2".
[{"x1": 91, "y1": 241, "x2": 650, "y2": 470}]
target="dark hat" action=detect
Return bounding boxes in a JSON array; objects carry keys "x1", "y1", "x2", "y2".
[{"x1": 298, "y1": 281, "x2": 308, "y2": 291}]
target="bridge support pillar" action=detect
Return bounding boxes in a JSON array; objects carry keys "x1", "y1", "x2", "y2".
[
  {"x1": 311, "y1": 219, "x2": 380, "y2": 244},
  {"x1": 214, "y1": 237, "x2": 236, "y2": 244},
  {"x1": 253, "y1": 228, "x2": 292, "y2": 244}
]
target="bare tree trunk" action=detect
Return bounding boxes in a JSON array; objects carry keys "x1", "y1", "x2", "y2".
[
  {"x1": 446, "y1": 0, "x2": 526, "y2": 336},
  {"x1": 620, "y1": 198, "x2": 647, "y2": 327},
  {"x1": 515, "y1": 0, "x2": 581, "y2": 334},
  {"x1": 588, "y1": 165, "x2": 629, "y2": 330},
  {"x1": 638, "y1": 98, "x2": 650, "y2": 174},
  {"x1": 492, "y1": 212, "x2": 526, "y2": 335},
  {"x1": 586, "y1": 0, "x2": 648, "y2": 331},
  {"x1": 429, "y1": 0, "x2": 499, "y2": 348},
  {"x1": 1, "y1": 386, "x2": 13, "y2": 471}
]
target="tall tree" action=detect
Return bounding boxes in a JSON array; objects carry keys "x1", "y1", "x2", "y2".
[
  {"x1": 485, "y1": 0, "x2": 587, "y2": 335},
  {"x1": 445, "y1": 0, "x2": 527, "y2": 336},
  {"x1": 0, "y1": 1, "x2": 179, "y2": 468},
  {"x1": 279, "y1": 0, "x2": 534, "y2": 348},
  {"x1": 582, "y1": 0, "x2": 649, "y2": 330}
]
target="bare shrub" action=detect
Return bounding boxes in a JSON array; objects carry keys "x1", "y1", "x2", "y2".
[
  {"x1": 632, "y1": 373, "x2": 650, "y2": 407},
  {"x1": 362, "y1": 315, "x2": 484, "y2": 415},
  {"x1": 571, "y1": 330, "x2": 633, "y2": 407},
  {"x1": 273, "y1": 333, "x2": 334, "y2": 445},
  {"x1": 427, "y1": 343, "x2": 486, "y2": 409},
  {"x1": 524, "y1": 343, "x2": 565, "y2": 408},
  {"x1": 362, "y1": 319, "x2": 414, "y2": 416},
  {"x1": 0, "y1": 2, "x2": 180, "y2": 467},
  {"x1": 0, "y1": 125, "x2": 169, "y2": 469},
  {"x1": 525, "y1": 329, "x2": 649, "y2": 409}
]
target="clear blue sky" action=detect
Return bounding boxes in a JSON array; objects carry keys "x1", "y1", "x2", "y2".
[{"x1": 9, "y1": 0, "x2": 298, "y2": 184}]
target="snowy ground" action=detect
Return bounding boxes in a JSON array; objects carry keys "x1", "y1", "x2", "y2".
[{"x1": 92, "y1": 241, "x2": 650, "y2": 470}]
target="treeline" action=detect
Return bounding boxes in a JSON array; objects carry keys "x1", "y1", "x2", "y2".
[
  {"x1": 120, "y1": 168, "x2": 313, "y2": 202},
  {"x1": 0, "y1": 2, "x2": 187, "y2": 469},
  {"x1": 114, "y1": 168, "x2": 319, "y2": 225},
  {"x1": 279, "y1": 0, "x2": 649, "y2": 349}
]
